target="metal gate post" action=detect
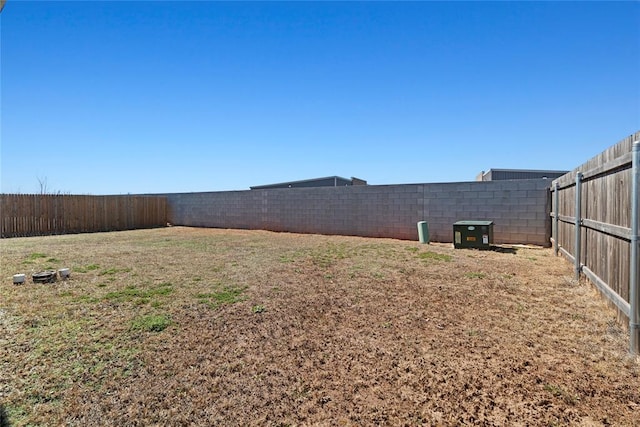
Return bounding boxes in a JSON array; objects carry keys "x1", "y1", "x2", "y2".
[
  {"x1": 630, "y1": 141, "x2": 639, "y2": 355},
  {"x1": 554, "y1": 181, "x2": 559, "y2": 256},
  {"x1": 574, "y1": 172, "x2": 583, "y2": 280}
]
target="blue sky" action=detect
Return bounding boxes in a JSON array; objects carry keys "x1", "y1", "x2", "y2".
[{"x1": 1, "y1": 1, "x2": 639, "y2": 194}]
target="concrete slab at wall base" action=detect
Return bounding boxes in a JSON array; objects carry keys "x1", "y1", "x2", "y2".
[{"x1": 165, "y1": 180, "x2": 551, "y2": 247}]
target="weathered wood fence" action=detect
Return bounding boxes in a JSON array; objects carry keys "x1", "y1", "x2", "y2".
[
  {"x1": 0, "y1": 194, "x2": 167, "y2": 238},
  {"x1": 550, "y1": 131, "x2": 640, "y2": 353}
]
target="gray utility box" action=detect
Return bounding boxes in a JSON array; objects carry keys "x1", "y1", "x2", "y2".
[{"x1": 453, "y1": 220, "x2": 494, "y2": 249}]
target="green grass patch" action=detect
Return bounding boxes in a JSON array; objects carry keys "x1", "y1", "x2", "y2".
[
  {"x1": 418, "y1": 251, "x2": 452, "y2": 262},
  {"x1": 74, "y1": 295, "x2": 101, "y2": 304},
  {"x1": 99, "y1": 267, "x2": 132, "y2": 276},
  {"x1": 544, "y1": 383, "x2": 579, "y2": 405},
  {"x1": 23, "y1": 252, "x2": 49, "y2": 265},
  {"x1": 28, "y1": 252, "x2": 47, "y2": 260},
  {"x1": 197, "y1": 284, "x2": 247, "y2": 308},
  {"x1": 104, "y1": 282, "x2": 173, "y2": 305},
  {"x1": 74, "y1": 264, "x2": 100, "y2": 273},
  {"x1": 465, "y1": 272, "x2": 486, "y2": 279},
  {"x1": 310, "y1": 243, "x2": 349, "y2": 268},
  {"x1": 130, "y1": 314, "x2": 171, "y2": 332},
  {"x1": 4, "y1": 404, "x2": 29, "y2": 424}
]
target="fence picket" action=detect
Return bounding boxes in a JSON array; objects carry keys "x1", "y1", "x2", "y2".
[{"x1": 0, "y1": 194, "x2": 167, "y2": 238}]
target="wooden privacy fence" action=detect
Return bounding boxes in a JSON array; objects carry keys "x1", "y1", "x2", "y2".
[
  {"x1": 0, "y1": 194, "x2": 167, "y2": 238},
  {"x1": 550, "y1": 131, "x2": 640, "y2": 354}
]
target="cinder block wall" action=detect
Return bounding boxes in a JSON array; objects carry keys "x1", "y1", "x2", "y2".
[
  {"x1": 421, "y1": 180, "x2": 550, "y2": 245},
  {"x1": 165, "y1": 179, "x2": 551, "y2": 246}
]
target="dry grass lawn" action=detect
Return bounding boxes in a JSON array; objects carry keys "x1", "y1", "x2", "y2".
[{"x1": 1, "y1": 227, "x2": 639, "y2": 426}]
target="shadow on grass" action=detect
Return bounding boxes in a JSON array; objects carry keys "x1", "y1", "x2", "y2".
[
  {"x1": 0, "y1": 403, "x2": 10, "y2": 427},
  {"x1": 490, "y1": 246, "x2": 518, "y2": 254}
]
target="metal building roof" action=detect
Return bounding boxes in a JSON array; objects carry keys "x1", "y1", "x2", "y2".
[{"x1": 250, "y1": 176, "x2": 367, "y2": 190}]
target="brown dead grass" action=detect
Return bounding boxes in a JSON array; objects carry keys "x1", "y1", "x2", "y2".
[{"x1": 0, "y1": 227, "x2": 638, "y2": 426}]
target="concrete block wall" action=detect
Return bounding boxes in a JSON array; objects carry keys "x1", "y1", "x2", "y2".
[
  {"x1": 421, "y1": 180, "x2": 551, "y2": 245},
  {"x1": 165, "y1": 179, "x2": 551, "y2": 246}
]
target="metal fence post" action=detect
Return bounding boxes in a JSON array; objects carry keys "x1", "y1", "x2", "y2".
[
  {"x1": 574, "y1": 172, "x2": 583, "y2": 280},
  {"x1": 554, "y1": 181, "x2": 559, "y2": 256},
  {"x1": 630, "y1": 141, "x2": 639, "y2": 355}
]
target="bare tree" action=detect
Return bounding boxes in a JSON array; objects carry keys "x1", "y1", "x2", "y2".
[
  {"x1": 37, "y1": 176, "x2": 49, "y2": 195},
  {"x1": 35, "y1": 176, "x2": 68, "y2": 195}
]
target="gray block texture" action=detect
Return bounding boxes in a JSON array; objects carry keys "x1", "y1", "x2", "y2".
[{"x1": 166, "y1": 179, "x2": 551, "y2": 246}]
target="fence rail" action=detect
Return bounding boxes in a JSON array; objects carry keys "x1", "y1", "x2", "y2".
[
  {"x1": 0, "y1": 194, "x2": 167, "y2": 238},
  {"x1": 550, "y1": 131, "x2": 640, "y2": 354}
]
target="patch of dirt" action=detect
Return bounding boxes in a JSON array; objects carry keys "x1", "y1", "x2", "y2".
[{"x1": 1, "y1": 227, "x2": 638, "y2": 426}]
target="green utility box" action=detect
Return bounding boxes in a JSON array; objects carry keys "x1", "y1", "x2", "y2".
[{"x1": 453, "y1": 220, "x2": 494, "y2": 249}]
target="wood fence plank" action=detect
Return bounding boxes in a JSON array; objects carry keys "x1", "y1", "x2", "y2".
[
  {"x1": 553, "y1": 131, "x2": 639, "y2": 325},
  {"x1": 0, "y1": 194, "x2": 167, "y2": 238}
]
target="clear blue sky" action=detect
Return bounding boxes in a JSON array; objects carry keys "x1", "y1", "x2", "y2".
[{"x1": 1, "y1": 1, "x2": 639, "y2": 195}]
